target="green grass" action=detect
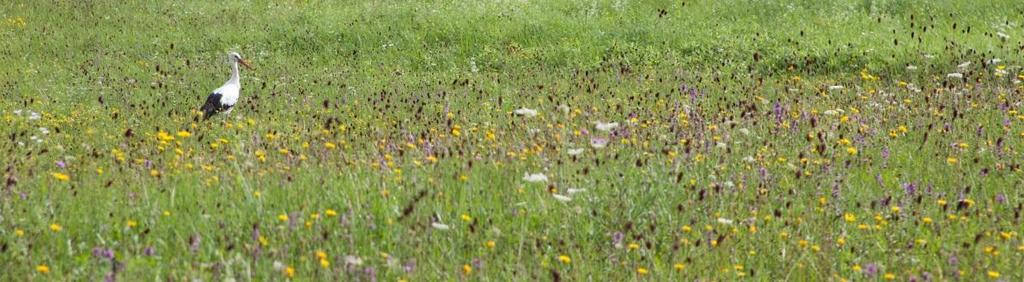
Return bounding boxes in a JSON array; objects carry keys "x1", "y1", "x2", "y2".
[{"x1": 2, "y1": 0, "x2": 1024, "y2": 280}]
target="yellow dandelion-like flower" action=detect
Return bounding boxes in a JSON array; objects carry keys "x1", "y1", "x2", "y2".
[
  {"x1": 846, "y1": 147, "x2": 858, "y2": 155},
  {"x1": 558, "y1": 255, "x2": 571, "y2": 264},
  {"x1": 176, "y1": 130, "x2": 191, "y2": 138},
  {"x1": 674, "y1": 263, "x2": 685, "y2": 271},
  {"x1": 987, "y1": 271, "x2": 1000, "y2": 279},
  {"x1": 49, "y1": 223, "x2": 62, "y2": 232},
  {"x1": 284, "y1": 266, "x2": 295, "y2": 278},
  {"x1": 461, "y1": 214, "x2": 472, "y2": 222},
  {"x1": 36, "y1": 265, "x2": 50, "y2": 273},
  {"x1": 637, "y1": 267, "x2": 649, "y2": 275},
  {"x1": 278, "y1": 214, "x2": 289, "y2": 222},
  {"x1": 126, "y1": 220, "x2": 137, "y2": 228},
  {"x1": 946, "y1": 157, "x2": 957, "y2": 165},
  {"x1": 15, "y1": 229, "x2": 24, "y2": 237},
  {"x1": 324, "y1": 142, "x2": 336, "y2": 149},
  {"x1": 325, "y1": 209, "x2": 338, "y2": 217},
  {"x1": 486, "y1": 240, "x2": 496, "y2": 249},
  {"x1": 462, "y1": 264, "x2": 472, "y2": 274},
  {"x1": 844, "y1": 213, "x2": 857, "y2": 222},
  {"x1": 51, "y1": 172, "x2": 70, "y2": 182},
  {"x1": 883, "y1": 273, "x2": 895, "y2": 280}
]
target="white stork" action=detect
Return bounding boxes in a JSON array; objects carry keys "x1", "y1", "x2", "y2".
[{"x1": 201, "y1": 52, "x2": 252, "y2": 120}]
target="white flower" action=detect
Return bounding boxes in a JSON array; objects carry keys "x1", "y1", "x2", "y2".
[
  {"x1": 344, "y1": 255, "x2": 363, "y2": 266},
  {"x1": 567, "y1": 148, "x2": 584, "y2": 156},
  {"x1": 13, "y1": 109, "x2": 22, "y2": 115},
  {"x1": 431, "y1": 223, "x2": 450, "y2": 230},
  {"x1": 39, "y1": 127, "x2": 49, "y2": 134},
  {"x1": 946, "y1": 73, "x2": 963, "y2": 79},
  {"x1": 590, "y1": 138, "x2": 608, "y2": 149},
  {"x1": 523, "y1": 173, "x2": 548, "y2": 183},
  {"x1": 567, "y1": 188, "x2": 586, "y2": 194},
  {"x1": 906, "y1": 65, "x2": 918, "y2": 71},
  {"x1": 828, "y1": 85, "x2": 844, "y2": 91},
  {"x1": 28, "y1": 111, "x2": 41, "y2": 120},
  {"x1": 996, "y1": 32, "x2": 1009, "y2": 40},
  {"x1": 715, "y1": 142, "x2": 727, "y2": 150},
  {"x1": 514, "y1": 108, "x2": 538, "y2": 117},
  {"x1": 717, "y1": 218, "x2": 734, "y2": 225},
  {"x1": 552, "y1": 194, "x2": 572, "y2": 202},
  {"x1": 594, "y1": 122, "x2": 619, "y2": 132},
  {"x1": 988, "y1": 58, "x2": 1002, "y2": 64},
  {"x1": 957, "y1": 61, "x2": 971, "y2": 69},
  {"x1": 823, "y1": 110, "x2": 839, "y2": 116},
  {"x1": 738, "y1": 128, "x2": 750, "y2": 135},
  {"x1": 558, "y1": 104, "x2": 570, "y2": 115},
  {"x1": 924, "y1": 54, "x2": 935, "y2": 59},
  {"x1": 273, "y1": 261, "x2": 285, "y2": 271},
  {"x1": 742, "y1": 156, "x2": 755, "y2": 163}
]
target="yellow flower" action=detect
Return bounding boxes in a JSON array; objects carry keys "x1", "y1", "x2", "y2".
[
  {"x1": 49, "y1": 223, "x2": 62, "y2": 232},
  {"x1": 637, "y1": 267, "x2": 649, "y2": 275},
  {"x1": 883, "y1": 273, "x2": 895, "y2": 280},
  {"x1": 126, "y1": 220, "x2": 137, "y2": 228},
  {"x1": 176, "y1": 130, "x2": 191, "y2": 138},
  {"x1": 325, "y1": 209, "x2": 338, "y2": 217},
  {"x1": 852, "y1": 264, "x2": 862, "y2": 272},
  {"x1": 987, "y1": 271, "x2": 999, "y2": 279},
  {"x1": 278, "y1": 214, "x2": 289, "y2": 222},
  {"x1": 946, "y1": 157, "x2": 957, "y2": 165},
  {"x1": 51, "y1": 172, "x2": 70, "y2": 182},
  {"x1": 558, "y1": 255, "x2": 571, "y2": 264},
  {"x1": 315, "y1": 250, "x2": 327, "y2": 260},
  {"x1": 324, "y1": 142, "x2": 336, "y2": 149},
  {"x1": 461, "y1": 214, "x2": 472, "y2": 222},
  {"x1": 15, "y1": 229, "x2": 24, "y2": 237},
  {"x1": 36, "y1": 265, "x2": 50, "y2": 273},
  {"x1": 844, "y1": 213, "x2": 857, "y2": 222},
  {"x1": 674, "y1": 263, "x2": 685, "y2": 271},
  {"x1": 922, "y1": 217, "x2": 932, "y2": 224},
  {"x1": 846, "y1": 147, "x2": 858, "y2": 155},
  {"x1": 486, "y1": 240, "x2": 496, "y2": 249},
  {"x1": 462, "y1": 264, "x2": 472, "y2": 274},
  {"x1": 284, "y1": 266, "x2": 295, "y2": 278}
]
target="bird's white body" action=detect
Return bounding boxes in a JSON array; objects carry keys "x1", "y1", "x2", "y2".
[{"x1": 201, "y1": 52, "x2": 250, "y2": 119}]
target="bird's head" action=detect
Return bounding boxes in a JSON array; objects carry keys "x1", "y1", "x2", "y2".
[{"x1": 229, "y1": 52, "x2": 253, "y2": 70}]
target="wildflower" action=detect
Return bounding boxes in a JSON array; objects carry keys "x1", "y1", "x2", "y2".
[
  {"x1": 987, "y1": 271, "x2": 999, "y2": 279},
  {"x1": 846, "y1": 147, "x2": 858, "y2": 155},
  {"x1": 486, "y1": 240, "x2": 496, "y2": 249},
  {"x1": 523, "y1": 173, "x2": 548, "y2": 183},
  {"x1": 637, "y1": 267, "x2": 649, "y2": 275},
  {"x1": 844, "y1": 213, "x2": 857, "y2": 222},
  {"x1": 946, "y1": 73, "x2": 963, "y2": 79},
  {"x1": 324, "y1": 142, "x2": 336, "y2": 149},
  {"x1": 674, "y1": 263, "x2": 685, "y2": 271},
  {"x1": 15, "y1": 229, "x2": 24, "y2": 237},
  {"x1": 590, "y1": 138, "x2": 609, "y2": 149},
  {"x1": 49, "y1": 223, "x2": 62, "y2": 232},
  {"x1": 946, "y1": 157, "x2": 957, "y2": 165},
  {"x1": 284, "y1": 266, "x2": 295, "y2": 278},
  {"x1": 552, "y1": 194, "x2": 571, "y2": 202},
  {"x1": 36, "y1": 265, "x2": 50, "y2": 274},
  {"x1": 594, "y1": 122, "x2": 619, "y2": 132},
  {"x1": 126, "y1": 220, "x2": 138, "y2": 228},
  {"x1": 51, "y1": 172, "x2": 70, "y2": 182},
  {"x1": 176, "y1": 130, "x2": 191, "y2": 138},
  {"x1": 567, "y1": 148, "x2": 584, "y2": 156},
  {"x1": 461, "y1": 214, "x2": 472, "y2": 222},
  {"x1": 462, "y1": 264, "x2": 472, "y2": 274},
  {"x1": 431, "y1": 223, "x2": 450, "y2": 230},
  {"x1": 717, "y1": 218, "x2": 734, "y2": 225},
  {"x1": 513, "y1": 108, "x2": 538, "y2": 117},
  {"x1": 558, "y1": 255, "x2": 571, "y2": 264},
  {"x1": 277, "y1": 214, "x2": 289, "y2": 222},
  {"x1": 325, "y1": 209, "x2": 338, "y2": 217}
]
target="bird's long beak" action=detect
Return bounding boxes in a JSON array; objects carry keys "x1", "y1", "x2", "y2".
[{"x1": 238, "y1": 59, "x2": 253, "y2": 70}]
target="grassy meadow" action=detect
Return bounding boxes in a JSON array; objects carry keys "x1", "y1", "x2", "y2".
[{"x1": 2, "y1": 0, "x2": 1024, "y2": 280}]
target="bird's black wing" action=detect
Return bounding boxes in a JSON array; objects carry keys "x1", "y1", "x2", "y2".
[{"x1": 200, "y1": 93, "x2": 224, "y2": 120}]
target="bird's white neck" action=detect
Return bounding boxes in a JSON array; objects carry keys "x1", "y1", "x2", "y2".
[{"x1": 228, "y1": 61, "x2": 241, "y2": 84}]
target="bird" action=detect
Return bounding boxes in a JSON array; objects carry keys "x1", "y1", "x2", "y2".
[{"x1": 200, "y1": 52, "x2": 252, "y2": 120}]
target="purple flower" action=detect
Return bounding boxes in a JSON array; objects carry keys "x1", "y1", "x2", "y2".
[
  {"x1": 403, "y1": 259, "x2": 417, "y2": 273},
  {"x1": 143, "y1": 246, "x2": 155, "y2": 256},
  {"x1": 55, "y1": 161, "x2": 66, "y2": 168},
  {"x1": 863, "y1": 263, "x2": 879, "y2": 278},
  {"x1": 611, "y1": 231, "x2": 624, "y2": 248},
  {"x1": 903, "y1": 183, "x2": 917, "y2": 195},
  {"x1": 881, "y1": 147, "x2": 890, "y2": 160},
  {"x1": 995, "y1": 193, "x2": 1007, "y2": 204},
  {"x1": 92, "y1": 247, "x2": 115, "y2": 260}
]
